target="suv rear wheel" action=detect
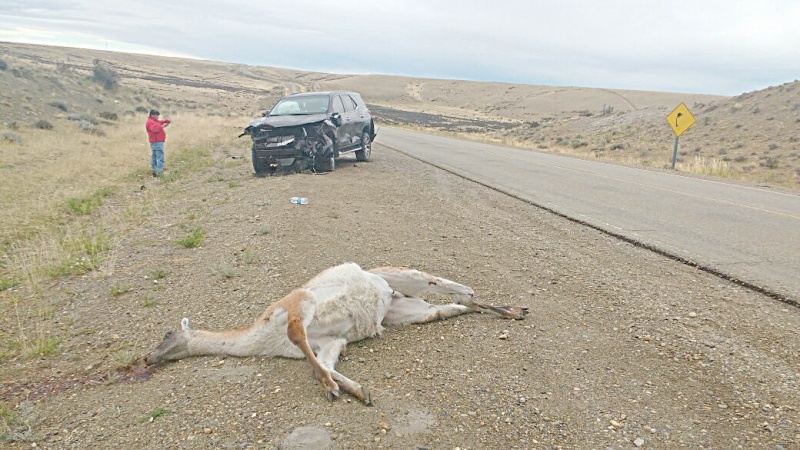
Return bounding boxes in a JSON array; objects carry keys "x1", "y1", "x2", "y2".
[{"x1": 355, "y1": 131, "x2": 372, "y2": 162}]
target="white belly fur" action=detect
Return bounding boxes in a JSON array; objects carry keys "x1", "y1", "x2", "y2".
[{"x1": 304, "y1": 263, "x2": 392, "y2": 342}]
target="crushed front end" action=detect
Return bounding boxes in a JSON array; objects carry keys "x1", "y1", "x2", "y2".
[{"x1": 240, "y1": 118, "x2": 335, "y2": 176}]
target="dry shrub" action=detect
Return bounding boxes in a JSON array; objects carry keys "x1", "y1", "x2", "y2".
[
  {"x1": 32, "y1": 120, "x2": 53, "y2": 130},
  {"x1": 677, "y1": 156, "x2": 731, "y2": 177},
  {"x1": 92, "y1": 59, "x2": 118, "y2": 91},
  {"x1": 66, "y1": 113, "x2": 97, "y2": 124},
  {"x1": 48, "y1": 101, "x2": 68, "y2": 112},
  {"x1": 78, "y1": 121, "x2": 105, "y2": 136},
  {"x1": 98, "y1": 111, "x2": 118, "y2": 121},
  {"x1": 2, "y1": 131, "x2": 22, "y2": 144}
]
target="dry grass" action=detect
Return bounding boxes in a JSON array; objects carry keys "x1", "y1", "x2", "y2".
[
  {"x1": 0, "y1": 111, "x2": 248, "y2": 360},
  {"x1": 1, "y1": 113, "x2": 243, "y2": 250},
  {"x1": 677, "y1": 156, "x2": 732, "y2": 177}
]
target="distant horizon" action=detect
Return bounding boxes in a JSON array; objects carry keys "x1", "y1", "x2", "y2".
[{"x1": 2, "y1": 39, "x2": 762, "y2": 99}]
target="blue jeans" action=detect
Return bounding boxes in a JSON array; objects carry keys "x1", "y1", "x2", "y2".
[{"x1": 150, "y1": 142, "x2": 165, "y2": 174}]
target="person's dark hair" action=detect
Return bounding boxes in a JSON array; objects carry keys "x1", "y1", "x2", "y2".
[{"x1": 149, "y1": 109, "x2": 159, "y2": 116}]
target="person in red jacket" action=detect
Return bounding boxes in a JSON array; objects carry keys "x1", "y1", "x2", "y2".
[{"x1": 145, "y1": 109, "x2": 171, "y2": 177}]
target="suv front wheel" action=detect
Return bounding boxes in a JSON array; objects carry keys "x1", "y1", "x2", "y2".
[
  {"x1": 355, "y1": 131, "x2": 372, "y2": 162},
  {"x1": 315, "y1": 149, "x2": 335, "y2": 172},
  {"x1": 315, "y1": 154, "x2": 335, "y2": 172}
]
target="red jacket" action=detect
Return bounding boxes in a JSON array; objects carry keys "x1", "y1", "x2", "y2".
[{"x1": 146, "y1": 116, "x2": 170, "y2": 143}]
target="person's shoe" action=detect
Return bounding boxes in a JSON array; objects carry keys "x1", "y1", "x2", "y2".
[{"x1": 152, "y1": 170, "x2": 157, "y2": 177}]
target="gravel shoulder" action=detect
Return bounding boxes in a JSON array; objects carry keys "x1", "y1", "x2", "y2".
[{"x1": 2, "y1": 144, "x2": 799, "y2": 449}]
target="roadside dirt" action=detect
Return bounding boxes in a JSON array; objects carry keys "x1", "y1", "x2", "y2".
[{"x1": 2, "y1": 143, "x2": 799, "y2": 449}]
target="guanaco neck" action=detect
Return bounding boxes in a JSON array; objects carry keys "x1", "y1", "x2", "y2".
[{"x1": 186, "y1": 325, "x2": 273, "y2": 358}]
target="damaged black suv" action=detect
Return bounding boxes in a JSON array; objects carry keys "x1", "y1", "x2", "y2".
[{"x1": 240, "y1": 91, "x2": 376, "y2": 175}]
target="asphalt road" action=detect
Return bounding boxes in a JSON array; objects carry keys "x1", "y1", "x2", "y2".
[{"x1": 377, "y1": 127, "x2": 800, "y2": 304}]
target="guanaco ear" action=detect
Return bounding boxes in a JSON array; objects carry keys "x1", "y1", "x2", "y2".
[{"x1": 181, "y1": 317, "x2": 190, "y2": 330}]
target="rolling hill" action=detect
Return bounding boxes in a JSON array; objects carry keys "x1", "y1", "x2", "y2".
[{"x1": 1, "y1": 41, "x2": 798, "y2": 189}]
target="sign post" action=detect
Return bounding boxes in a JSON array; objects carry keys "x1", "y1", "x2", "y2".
[
  {"x1": 666, "y1": 102, "x2": 696, "y2": 169},
  {"x1": 672, "y1": 136, "x2": 680, "y2": 170}
]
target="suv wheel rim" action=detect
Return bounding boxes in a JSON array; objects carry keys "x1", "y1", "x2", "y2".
[{"x1": 363, "y1": 134, "x2": 371, "y2": 158}]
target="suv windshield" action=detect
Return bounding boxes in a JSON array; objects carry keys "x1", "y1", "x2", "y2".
[{"x1": 269, "y1": 95, "x2": 330, "y2": 116}]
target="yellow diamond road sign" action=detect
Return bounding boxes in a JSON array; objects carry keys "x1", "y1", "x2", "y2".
[{"x1": 667, "y1": 102, "x2": 696, "y2": 137}]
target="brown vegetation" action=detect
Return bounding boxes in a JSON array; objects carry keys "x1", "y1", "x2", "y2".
[{"x1": 2, "y1": 41, "x2": 798, "y2": 190}]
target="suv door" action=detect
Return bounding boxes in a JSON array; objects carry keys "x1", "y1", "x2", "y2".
[
  {"x1": 331, "y1": 94, "x2": 350, "y2": 153},
  {"x1": 339, "y1": 94, "x2": 359, "y2": 150},
  {"x1": 343, "y1": 94, "x2": 370, "y2": 146},
  {"x1": 346, "y1": 93, "x2": 370, "y2": 144}
]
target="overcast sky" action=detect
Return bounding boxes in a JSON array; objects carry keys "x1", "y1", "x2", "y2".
[{"x1": 1, "y1": 1, "x2": 798, "y2": 96}]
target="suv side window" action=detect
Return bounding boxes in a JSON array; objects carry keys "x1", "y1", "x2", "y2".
[
  {"x1": 342, "y1": 95, "x2": 356, "y2": 112},
  {"x1": 348, "y1": 94, "x2": 365, "y2": 108},
  {"x1": 332, "y1": 95, "x2": 345, "y2": 114}
]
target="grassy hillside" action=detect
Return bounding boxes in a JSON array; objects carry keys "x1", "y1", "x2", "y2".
[{"x1": 1, "y1": 41, "x2": 798, "y2": 189}]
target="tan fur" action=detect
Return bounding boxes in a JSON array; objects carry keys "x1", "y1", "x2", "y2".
[{"x1": 146, "y1": 263, "x2": 526, "y2": 405}]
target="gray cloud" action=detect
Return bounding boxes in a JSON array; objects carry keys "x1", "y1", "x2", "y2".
[{"x1": 1, "y1": 0, "x2": 798, "y2": 95}]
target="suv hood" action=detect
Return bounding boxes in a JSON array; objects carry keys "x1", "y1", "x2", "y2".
[{"x1": 248, "y1": 113, "x2": 329, "y2": 129}]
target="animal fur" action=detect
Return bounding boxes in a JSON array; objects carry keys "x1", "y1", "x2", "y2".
[{"x1": 146, "y1": 263, "x2": 527, "y2": 405}]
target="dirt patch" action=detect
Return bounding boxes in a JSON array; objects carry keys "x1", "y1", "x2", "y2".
[{"x1": 1, "y1": 144, "x2": 798, "y2": 448}]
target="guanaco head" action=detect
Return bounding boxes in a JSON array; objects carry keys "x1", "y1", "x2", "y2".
[{"x1": 146, "y1": 317, "x2": 192, "y2": 365}]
